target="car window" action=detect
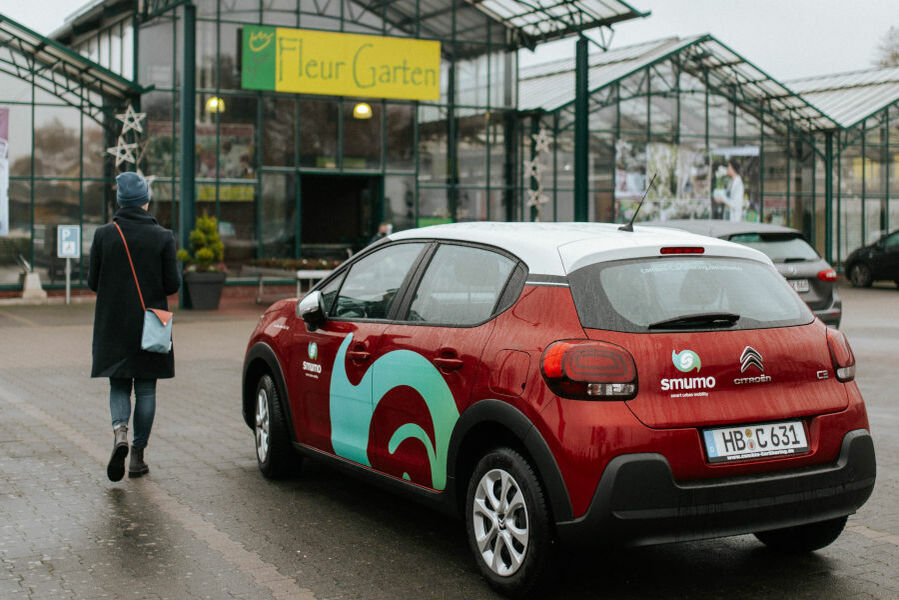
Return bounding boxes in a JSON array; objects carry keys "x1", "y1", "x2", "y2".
[
  {"x1": 728, "y1": 232, "x2": 819, "y2": 262},
  {"x1": 331, "y1": 243, "x2": 425, "y2": 320},
  {"x1": 318, "y1": 271, "x2": 346, "y2": 314},
  {"x1": 406, "y1": 244, "x2": 516, "y2": 325},
  {"x1": 883, "y1": 232, "x2": 899, "y2": 249},
  {"x1": 568, "y1": 256, "x2": 813, "y2": 333}
]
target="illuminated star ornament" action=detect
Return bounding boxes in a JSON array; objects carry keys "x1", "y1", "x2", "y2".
[
  {"x1": 116, "y1": 104, "x2": 146, "y2": 136},
  {"x1": 532, "y1": 127, "x2": 552, "y2": 154},
  {"x1": 106, "y1": 137, "x2": 139, "y2": 167}
]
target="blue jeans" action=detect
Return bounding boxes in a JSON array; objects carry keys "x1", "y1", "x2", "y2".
[{"x1": 109, "y1": 377, "x2": 156, "y2": 448}]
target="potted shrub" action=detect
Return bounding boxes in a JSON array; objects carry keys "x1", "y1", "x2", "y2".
[{"x1": 177, "y1": 213, "x2": 226, "y2": 310}]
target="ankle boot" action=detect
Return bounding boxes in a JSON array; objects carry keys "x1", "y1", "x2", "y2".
[
  {"x1": 107, "y1": 425, "x2": 129, "y2": 482},
  {"x1": 129, "y1": 446, "x2": 149, "y2": 477}
]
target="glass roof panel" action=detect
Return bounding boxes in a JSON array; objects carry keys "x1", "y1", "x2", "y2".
[{"x1": 0, "y1": 14, "x2": 141, "y2": 124}]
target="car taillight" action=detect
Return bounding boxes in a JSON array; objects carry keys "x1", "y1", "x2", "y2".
[
  {"x1": 541, "y1": 340, "x2": 637, "y2": 400},
  {"x1": 826, "y1": 327, "x2": 856, "y2": 382},
  {"x1": 817, "y1": 269, "x2": 838, "y2": 282}
]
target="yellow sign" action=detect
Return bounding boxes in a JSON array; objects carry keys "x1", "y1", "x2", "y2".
[{"x1": 242, "y1": 27, "x2": 441, "y2": 101}]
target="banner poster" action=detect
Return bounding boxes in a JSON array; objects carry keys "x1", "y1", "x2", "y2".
[
  {"x1": 711, "y1": 146, "x2": 761, "y2": 222},
  {"x1": 0, "y1": 107, "x2": 9, "y2": 237},
  {"x1": 645, "y1": 142, "x2": 710, "y2": 220}
]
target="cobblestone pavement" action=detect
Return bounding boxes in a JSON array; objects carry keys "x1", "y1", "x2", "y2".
[{"x1": 0, "y1": 286, "x2": 896, "y2": 599}]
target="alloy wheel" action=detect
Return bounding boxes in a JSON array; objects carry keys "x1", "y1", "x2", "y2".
[
  {"x1": 471, "y1": 467, "x2": 530, "y2": 577},
  {"x1": 255, "y1": 388, "x2": 270, "y2": 462}
]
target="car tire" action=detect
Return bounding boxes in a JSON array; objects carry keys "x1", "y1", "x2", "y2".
[
  {"x1": 254, "y1": 373, "x2": 296, "y2": 478},
  {"x1": 465, "y1": 448, "x2": 555, "y2": 599},
  {"x1": 848, "y1": 263, "x2": 873, "y2": 287},
  {"x1": 754, "y1": 516, "x2": 848, "y2": 552}
]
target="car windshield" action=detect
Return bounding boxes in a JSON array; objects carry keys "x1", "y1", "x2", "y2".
[
  {"x1": 568, "y1": 256, "x2": 813, "y2": 333},
  {"x1": 728, "y1": 232, "x2": 819, "y2": 262}
]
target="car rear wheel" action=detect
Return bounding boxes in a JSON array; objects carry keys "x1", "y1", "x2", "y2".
[
  {"x1": 255, "y1": 373, "x2": 296, "y2": 478},
  {"x1": 754, "y1": 516, "x2": 847, "y2": 552},
  {"x1": 465, "y1": 448, "x2": 555, "y2": 599},
  {"x1": 848, "y1": 263, "x2": 873, "y2": 287}
]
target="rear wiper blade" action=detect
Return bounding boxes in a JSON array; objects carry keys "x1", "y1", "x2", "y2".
[{"x1": 648, "y1": 312, "x2": 740, "y2": 330}]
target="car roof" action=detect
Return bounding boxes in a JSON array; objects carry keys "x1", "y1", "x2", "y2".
[
  {"x1": 387, "y1": 221, "x2": 772, "y2": 277},
  {"x1": 642, "y1": 219, "x2": 804, "y2": 239}
]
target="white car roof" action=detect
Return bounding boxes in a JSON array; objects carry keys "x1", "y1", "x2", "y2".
[{"x1": 388, "y1": 222, "x2": 772, "y2": 277}]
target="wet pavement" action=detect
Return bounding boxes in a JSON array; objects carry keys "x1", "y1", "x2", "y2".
[{"x1": 0, "y1": 285, "x2": 897, "y2": 599}]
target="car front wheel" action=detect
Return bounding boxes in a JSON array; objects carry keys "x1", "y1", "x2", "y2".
[
  {"x1": 754, "y1": 516, "x2": 847, "y2": 552},
  {"x1": 848, "y1": 263, "x2": 873, "y2": 287},
  {"x1": 465, "y1": 448, "x2": 555, "y2": 598},
  {"x1": 254, "y1": 373, "x2": 296, "y2": 478}
]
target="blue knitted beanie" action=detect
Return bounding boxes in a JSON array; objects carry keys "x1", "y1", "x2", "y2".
[{"x1": 116, "y1": 172, "x2": 151, "y2": 207}]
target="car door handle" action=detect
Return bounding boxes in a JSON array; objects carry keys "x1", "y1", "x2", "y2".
[
  {"x1": 347, "y1": 347, "x2": 371, "y2": 362},
  {"x1": 434, "y1": 357, "x2": 464, "y2": 371}
]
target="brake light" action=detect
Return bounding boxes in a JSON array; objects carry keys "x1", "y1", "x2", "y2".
[
  {"x1": 660, "y1": 246, "x2": 704, "y2": 255},
  {"x1": 541, "y1": 340, "x2": 637, "y2": 399},
  {"x1": 826, "y1": 327, "x2": 856, "y2": 382},
  {"x1": 817, "y1": 269, "x2": 838, "y2": 282}
]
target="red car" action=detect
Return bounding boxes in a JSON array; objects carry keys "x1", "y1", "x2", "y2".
[{"x1": 242, "y1": 222, "x2": 875, "y2": 597}]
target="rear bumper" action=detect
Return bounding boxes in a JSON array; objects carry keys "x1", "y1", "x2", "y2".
[{"x1": 556, "y1": 429, "x2": 875, "y2": 547}]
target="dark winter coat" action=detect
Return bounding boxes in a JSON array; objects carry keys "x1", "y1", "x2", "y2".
[{"x1": 88, "y1": 207, "x2": 181, "y2": 378}]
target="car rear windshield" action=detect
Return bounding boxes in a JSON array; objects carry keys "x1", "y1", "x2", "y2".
[
  {"x1": 728, "y1": 232, "x2": 819, "y2": 262},
  {"x1": 568, "y1": 256, "x2": 814, "y2": 333}
]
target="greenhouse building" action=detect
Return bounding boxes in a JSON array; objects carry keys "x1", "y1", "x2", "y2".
[{"x1": 0, "y1": 0, "x2": 897, "y2": 293}]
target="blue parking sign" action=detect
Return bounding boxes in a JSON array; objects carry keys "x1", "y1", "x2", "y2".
[{"x1": 57, "y1": 225, "x2": 81, "y2": 259}]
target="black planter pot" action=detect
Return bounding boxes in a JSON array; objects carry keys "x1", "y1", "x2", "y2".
[{"x1": 183, "y1": 271, "x2": 226, "y2": 310}]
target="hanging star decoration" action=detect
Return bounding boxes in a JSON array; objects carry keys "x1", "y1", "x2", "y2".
[
  {"x1": 116, "y1": 104, "x2": 146, "y2": 136},
  {"x1": 532, "y1": 127, "x2": 552, "y2": 155},
  {"x1": 106, "y1": 137, "x2": 139, "y2": 167},
  {"x1": 524, "y1": 127, "x2": 553, "y2": 221}
]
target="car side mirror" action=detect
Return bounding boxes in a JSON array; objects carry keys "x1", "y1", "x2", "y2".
[{"x1": 297, "y1": 290, "x2": 326, "y2": 331}]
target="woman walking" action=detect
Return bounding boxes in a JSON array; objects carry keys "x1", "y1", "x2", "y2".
[{"x1": 89, "y1": 172, "x2": 181, "y2": 482}]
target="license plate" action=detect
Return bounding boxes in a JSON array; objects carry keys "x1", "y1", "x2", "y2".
[
  {"x1": 703, "y1": 420, "x2": 809, "y2": 463},
  {"x1": 789, "y1": 279, "x2": 809, "y2": 292}
]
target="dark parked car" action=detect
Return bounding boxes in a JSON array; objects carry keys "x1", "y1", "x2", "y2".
[
  {"x1": 242, "y1": 222, "x2": 874, "y2": 597},
  {"x1": 645, "y1": 220, "x2": 842, "y2": 327},
  {"x1": 845, "y1": 230, "x2": 899, "y2": 288}
]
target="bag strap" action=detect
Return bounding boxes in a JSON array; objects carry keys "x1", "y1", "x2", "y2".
[{"x1": 114, "y1": 222, "x2": 146, "y2": 312}]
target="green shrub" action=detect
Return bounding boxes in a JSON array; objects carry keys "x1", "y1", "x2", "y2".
[{"x1": 178, "y1": 213, "x2": 224, "y2": 271}]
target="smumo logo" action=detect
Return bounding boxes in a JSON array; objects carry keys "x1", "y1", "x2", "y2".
[
  {"x1": 308, "y1": 342, "x2": 318, "y2": 361},
  {"x1": 672, "y1": 349, "x2": 702, "y2": 373}
]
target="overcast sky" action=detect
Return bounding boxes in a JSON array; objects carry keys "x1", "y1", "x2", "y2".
[{"x1": 3, "y1": 0, "x2": 896, "y2": 81}]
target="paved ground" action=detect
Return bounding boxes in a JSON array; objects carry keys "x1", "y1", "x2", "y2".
[{"x1": 0, "y1": 284, "x2": 896, "y2": 599}]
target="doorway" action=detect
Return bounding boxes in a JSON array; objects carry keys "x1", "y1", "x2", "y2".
[{"x1": 300, "y1": 174, "x2": 381, "y2": 259}]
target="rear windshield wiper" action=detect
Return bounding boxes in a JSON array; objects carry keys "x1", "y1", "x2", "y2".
[{"x1": 648, "y1": 312, "x2": 740, "y2": 330}]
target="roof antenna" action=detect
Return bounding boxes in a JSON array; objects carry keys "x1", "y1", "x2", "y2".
[{"x1": 619, "y1": 173, "x2": 656, "y2": 232}]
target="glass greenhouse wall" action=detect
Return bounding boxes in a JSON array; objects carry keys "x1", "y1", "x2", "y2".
[
  {"x1": 135, "y1": 0, "x2": 517, "y2": 269},
  {"x1": 516, "y1": 40, "x2": 899, "y2": 269},
  {"x1": 835, "y1": 104, "x2": 899, "y2": 265}
]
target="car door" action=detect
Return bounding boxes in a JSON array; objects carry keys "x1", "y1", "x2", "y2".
[
  {"x1": 872, "y1": 231, "x2": 899, "y2": 280},
  {"x1": 369, "y1": 243, "x2": 518, "y2": 490},
  {"x1": 286, "y1": 242, "x2": 428, "y2": 461}
]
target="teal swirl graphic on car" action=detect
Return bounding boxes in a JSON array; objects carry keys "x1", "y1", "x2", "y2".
[
  {"x1": 329, "y1": 333, "x2": 460, "y2": 490},
  {"x1": 672, "y1": 349, "x2": 701, "y2": 373}
]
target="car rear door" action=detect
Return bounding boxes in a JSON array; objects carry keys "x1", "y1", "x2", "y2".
[
  {"x1": 370, "y1": 243, "x2": 519, "y2": 490},
  {"x1": 287, "y1": 242, "x2": 428, "y2": 461}
]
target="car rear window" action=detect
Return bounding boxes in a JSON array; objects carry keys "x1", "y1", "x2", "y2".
[
  {"x1": 728, "y1": 232, "x2": 819, "y2": 262},
  {"x1": 568, "y1": 256, "x2": 814, "y2": 333}
]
